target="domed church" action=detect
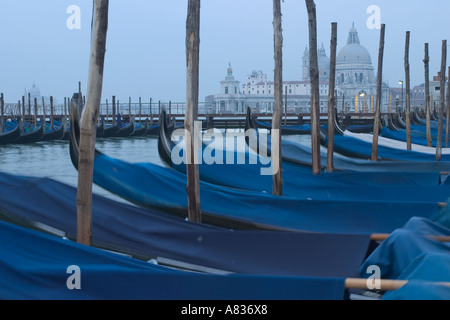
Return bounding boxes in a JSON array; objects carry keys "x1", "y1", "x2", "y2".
[{"x1": 303, "y1": 23, "x2": 389, "y2": 112}]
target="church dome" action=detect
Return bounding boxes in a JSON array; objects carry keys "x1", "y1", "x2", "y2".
[
  {"x1": 337, "y1": 24, "x2": 372, "y2": 65},
  {"x1": 28, "y1": 83, "x2": 41, "y2": 98}
]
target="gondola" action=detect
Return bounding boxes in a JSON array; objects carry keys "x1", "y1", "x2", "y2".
[
  {"x1": 129, "y1": 119, "x2": 148, "y2": 136},
  {"x1": 0, "y1": 219, "x2": 352, "y2": 300},
  {"x1": 100, "y1": 121, "x2": 135, "y2": 138},
  {"x1": 15, "y1": 125, "x2": 44, "y2": 144},
  {"x1": 0, "y1": 124, "x2": 21, "y2": 145},
  {"x1": 0, "y1": 170, "x2": 371, "y2": 279},
  {"x1": 245, "y1": 107, "x2": 450, "y2": 172},
  {"x1": 41, "y1": 124, "x2": 66, "y2": 141},
  {"x1": 255, "y1": 119, "x2": 312, "y2": 135},
  {"x1": 68, "y1": 107, "x2": 444, "y2": 235},
  {"x1": 319, "y1": 110, "x2": 450, "y2": 161}
]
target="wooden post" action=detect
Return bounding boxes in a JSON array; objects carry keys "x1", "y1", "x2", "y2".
[
  {"x1": 389, "y1": 92, "x2": 392, "y2": 114},
  {"x1": 21, "y1": 96, "x2": 25, "y2": 132},
  {"x1": 149, "y1": 97, "x2": 153, "y2": 124},
  {"x1": 28, "y1": 93, "x2": 31, "y2": 130},
  {"x1": 139, "y1": 97, "x2": 142, "y2": 125},
  {"x1": 327, "y1": 22, "x2": 337, "y2": 172},
  {"x1": 272, "y1": 0, "x2": 283, "y2": 196},
  {"x1": 34, "y1": 98, "x2": 38, "y2": 128},
  {"x1": 76, "y1": 0, "x2": 109, "y2": 246},
  {"x1": 305, "y1": 0, "x2": 321, "y2": 175},
  {"x1": 112, "y1": 95, "x2": 116, "y2": 126},
  {"x1": 436, "y1": 40, "x2": 447, "y2": 162},
  {"x1": 50, "y1": 96, "x2": 54, "y2": 130},
  {"x1": 105, "y1": 99, "x2": 109, "y2": 120},
  {"x1": 128, "y1": 96, "x2": 132, "y2": 119},
  {"x1": 284, "y1": 85, "x2": 287, "y2": 126},
  {"x1": 185, "y1": 0, "x2": 202, "y2": 223},
  {"x1": 42, "y1": 97, "x2": 47, "y2": 129},
  {"x1": 371, "y1": 24, "x2": 385, "y2": 161},
  {"x1": 446, "y1": 66, "x2": 450, "y2": 148},
  {"x1": 404, "y1": 31, "x2": 411, "y2": 150},
  {"x1": 0, "y1": 93, "x2": 4, "y2": 133},
  {"x1": 424, "y1": 43, "x2": 432, "y2": 147}
]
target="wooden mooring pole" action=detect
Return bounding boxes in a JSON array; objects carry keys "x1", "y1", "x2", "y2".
[
  {"x1": 185, "y1": 0, "x2": 202, "y2": 223},
  {"x1": 446, "y1": 66, "x2": 450, "y2": 148},
  {"x1": 371, "y1": 24, "x2": 385, "y2": 161},
  {"x1": 305, "y1": 0, "x2": 321, "y2": 175},
  {"x1": 76, "y1": 0, "x2": 109, "y2": 246},
  {"x1": 272, "y1": 0, "x2": 283, "y2": 196},
  {"x1": 404, "y1": 31, "x2": 411, "y2": 150},
  {"x1": 424, "y1": 43, "x2": 432, "y2": 147},
  {"x1": 436, "y1": 40, "x2": 447, "y2": 162}
]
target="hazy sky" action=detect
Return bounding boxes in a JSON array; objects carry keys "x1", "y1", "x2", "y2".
[{"x1": 1, "y1": 0, "x2": 449, "y2": 105}]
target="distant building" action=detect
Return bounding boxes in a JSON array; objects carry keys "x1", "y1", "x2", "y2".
[
  {"x1": 204, "y1": 24, "x2": 398, "y2": 114},
  {"x1": 24, "y1": 83, "x2": 54, "y2": 111}
]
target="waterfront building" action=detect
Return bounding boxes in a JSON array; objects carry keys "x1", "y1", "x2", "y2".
[{"x1": 205, "y1": 24, "x2": 393, "y2": 115}]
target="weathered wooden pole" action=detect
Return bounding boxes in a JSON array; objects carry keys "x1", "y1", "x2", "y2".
[
  {"x1": 305, "y1": 0, "x2": 321, "y2": 174},
  {"x1": 404, "y1": 31, "x2": 411, "y2": 150},
  {"x1": 284, "y1": 85, "x2": 287, "y2": 126},
  {"x1": 185, "y1": 0, "x2": 202, "y2": 223},
  {"x1": 33, "y1": 97, "x2": 38, "y2": 127},
  {"x1": 446, "y1": 66, "x2": 450, "y2": 148},
  {"x1": 42, "y1": 97, "x2": 47, "y2": 128},
  {"x1": 424, "y1": 43, "x2": 432, "y2": 147},
  {"x1": 76, "y1": 0, "x2": 109, "y2": 246},
  {"x1": 28, "y1": 93, "x2": 31, "y2": 129},
  {"x1": 128, "y1": 96, "x2": 132, "y2": 118},
  {"x1": 371, "y1": 24, "x2": 385, "y2": 161},
  {"x1": 149, "y1": 97, "x2": 153, "y2": 124},
  {"x1": 21, "y1": 96, "x2": 25, "y2": 131},
  {"x1": 50, "y1": 96, "x2": 54, "y2": 130},
  {"x1": 436, "y1": 40, "x2": 447, "y2": 161},
  {"x1": 327, "y1": 22, "x2": 337, "y2": 172},
  {"x1": 139, "y1": 97, "x2": 142, "y2": 125},
  {"x1": 272, "y1": 0, "x2": 283, "y2": 195}
]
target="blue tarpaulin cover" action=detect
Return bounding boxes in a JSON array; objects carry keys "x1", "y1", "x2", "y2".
[
  {"x1": 382, "y1": 253, "x2": 450, "y2": 300},
  {"x1": 167, "y1": 139, "x2": 450, "y2": 202},
  {"x1": 0, "y1": 220, "x2": 347, "y2": 300},
  {"x1": 359, "y1": 217, "x2": 450, "y2": 280}
]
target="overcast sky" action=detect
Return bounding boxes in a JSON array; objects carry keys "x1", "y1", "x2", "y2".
[{"x1": 1, "y1": 0, "x2": 449, "y2": 105}]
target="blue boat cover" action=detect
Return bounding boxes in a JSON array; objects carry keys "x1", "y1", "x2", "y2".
[
  {"x1": 168, "y1": 141, "x2": 450, "y2": 202},
  {"x1": 382, "y1": 253, "x2": 450, "y2": 300},
  {"x1": 250, "y1": 130, "x2": 450, "y2": 172},
  {"x1": 0, "y1": 171, "x2": 371, "y2": 278},
  {"x1": 324, "y1": 133, "x2": 450, "y2": 161},
  {"x1": 0, "y1": 220, "x2": 347, "y2": 300},
  {"x1": 381, "y1": 127, "x2": 446, "y2": 148},
  {"x1": 88, "y1": 153, "x2": 443, "y2": 235},
  {"x1": 359, "y1": 217, "x2": 450, "y2": 280}
]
